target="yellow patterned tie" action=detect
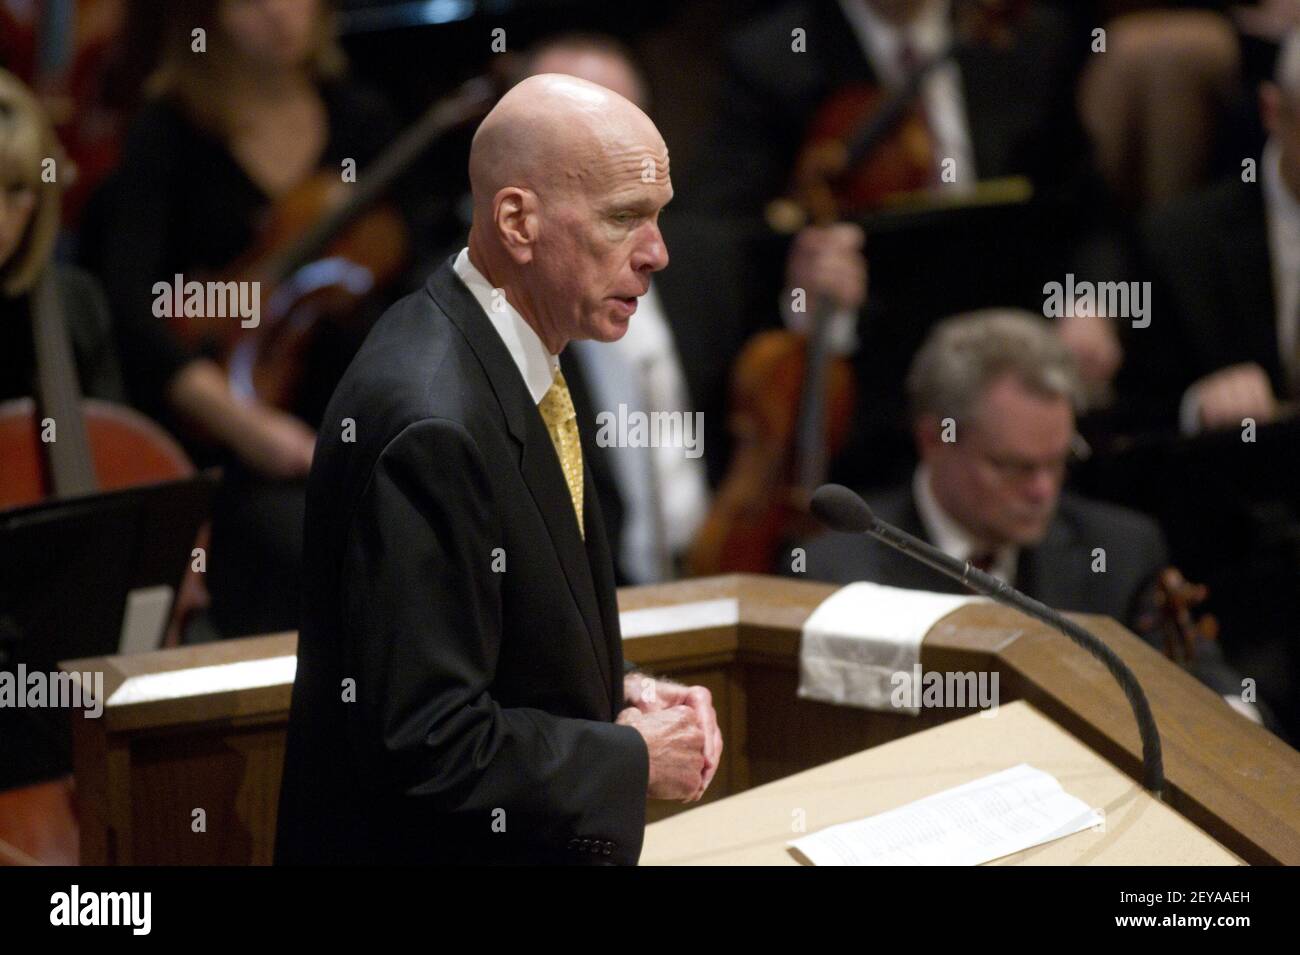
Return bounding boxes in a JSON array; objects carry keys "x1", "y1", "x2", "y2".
[{"x1": 537, "y1": 369, "x2": 584, "y2": 538}]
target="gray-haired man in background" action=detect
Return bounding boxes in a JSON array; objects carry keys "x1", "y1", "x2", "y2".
[{"x1": 798, "y1": 310, "x2": 1261, "y2": 721}]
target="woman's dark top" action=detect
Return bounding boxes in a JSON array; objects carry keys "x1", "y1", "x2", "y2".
[
  {"x1": 0, "y1": 262, "x2": 125, "y2": 404},
  {"x1": 78, "y1": 81, "x2": 400, "y2": 424}
]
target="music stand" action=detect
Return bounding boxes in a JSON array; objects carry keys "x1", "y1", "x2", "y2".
[{"x1": 0, "y1": 471, "x2": 218, "y2": 788}]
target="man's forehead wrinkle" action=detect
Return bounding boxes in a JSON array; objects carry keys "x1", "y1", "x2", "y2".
[
  {"x1": 604, "y1": 150, "x2": 671, "y2": 179},
  {"x1": 594, "y1": 137, "x2": 671, "y2": 192}
]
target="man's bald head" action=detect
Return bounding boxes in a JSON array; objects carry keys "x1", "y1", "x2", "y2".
[
  {"x1": 469, "y1": 73, "x2": 664, "y2": 208},
  {"x1": 466, "y1": 72, "x2": 672, "y2": 353}
]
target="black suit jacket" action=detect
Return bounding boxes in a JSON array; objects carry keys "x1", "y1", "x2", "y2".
[
  {"x1": 1124, "y1": 176, "x2": 1281, "y2": 428},
  {"x1": 275, "y1": 258, "x2": 649, "y2": 865},
  {"x1": 798, "y1": 485, "x2": 1168, "y2": 629}
]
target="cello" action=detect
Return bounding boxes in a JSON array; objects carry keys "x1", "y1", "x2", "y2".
[
  {"x1": 0, "y1": 271, "x2": 194, "y2": 508},
  {"x1": 0, "y1": 270, "x2": 198, "y2": 867}
]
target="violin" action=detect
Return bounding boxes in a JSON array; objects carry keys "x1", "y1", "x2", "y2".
[
  {"x1": 170, "y1": 78, "x2": 496, "y2": 412},
  {"x1": 1136, "y1": 566, "x2": 1220, "y2": 668}
]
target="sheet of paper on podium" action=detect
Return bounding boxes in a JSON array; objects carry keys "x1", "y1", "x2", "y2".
[{"x1": 788, "y1": 763, "x2": 1104, "y2": 865}]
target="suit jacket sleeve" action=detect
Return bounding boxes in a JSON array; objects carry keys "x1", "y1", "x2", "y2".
[{"x1": 342, "y1": 416, "x2": 649, "y2": 863}]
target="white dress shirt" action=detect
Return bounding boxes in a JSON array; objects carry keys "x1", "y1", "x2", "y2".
[
  {"x1": 452, "y1": 247, "x2": 558, "y2": 404},
  {"x1": 913, "y1": 464, "x2": 1018, "y2": 585},
  {"x1": 454, "y1": 248, "x2": 708, "y2": 581}
]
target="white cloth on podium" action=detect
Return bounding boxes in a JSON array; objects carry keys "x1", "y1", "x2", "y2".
[{"x1": 798, "y1": 582, "x2": 985, "y2": 714}]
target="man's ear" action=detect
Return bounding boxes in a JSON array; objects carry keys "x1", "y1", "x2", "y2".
[
  {"x1": 1260, "y1": 82, "x2": 1281, "y2": 136},
  {"x1": 494, "y1": 187, "x2": 538, "y2": 264}
]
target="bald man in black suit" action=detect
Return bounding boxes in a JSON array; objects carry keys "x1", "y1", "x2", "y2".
[{"x1": 276, "y1": 74, "x2": 721, "y2": 865}]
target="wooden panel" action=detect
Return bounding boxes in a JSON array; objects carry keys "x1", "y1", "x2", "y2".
[
  {"x1": 61, "y1": 574, "x2": 1300, "y2": 865},
  {"x1": 127, "y1": 723, "x2": 285, "y2": 865}
]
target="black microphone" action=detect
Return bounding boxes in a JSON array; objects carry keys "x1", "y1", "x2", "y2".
[{"x1": 810, "y1": 483, "x2": 1165, "y2": 796}]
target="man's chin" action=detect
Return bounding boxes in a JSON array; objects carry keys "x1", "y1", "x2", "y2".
[
  {"x1": 587, "y1": 315, "x2": 632, "y2": 342},
  {"x1": 1006, "y1": 518, "x2": 1052, "y2": 547}
]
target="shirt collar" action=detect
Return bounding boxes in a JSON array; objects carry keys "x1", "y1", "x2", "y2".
[
  {"x1": 453, "y1": 247, "x2": 559, "y2": 405},
  {"x1": 913, "y1": 463, "x2": 1017, "y2": 579}
]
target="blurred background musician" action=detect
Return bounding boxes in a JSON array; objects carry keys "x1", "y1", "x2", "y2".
[
  {"x1": 0, "y1": 66, "x2": 122, "y2": 410},
  {"x1": 0, "y1": 66, "x2": 124, "y2": 866},
  {"x1": 1122, "y1": 27, "x2": 1300, "y2": 434},
  {"x1": 683, "y1": 0, "x2": 1127, "y2": 495},
  {"x1": 794, "y1": 310, "x2": 1273, "y2": 729},
  {"x1": 78, "y1": 0, "x2": 407, "y2": 638}
]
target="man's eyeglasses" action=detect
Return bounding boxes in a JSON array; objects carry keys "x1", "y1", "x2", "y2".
[{"x1": 974, "y1": 433, "x2": 1089, "y2": 484}]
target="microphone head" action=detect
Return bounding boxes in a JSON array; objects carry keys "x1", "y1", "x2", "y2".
[{"x1": 810, "y1": 483, "x2": 876, "y2": 534}]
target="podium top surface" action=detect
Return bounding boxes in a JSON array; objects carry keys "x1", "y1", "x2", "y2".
[{"x1": 640, "y1": 700, "x2": 1242, "y2": 866}]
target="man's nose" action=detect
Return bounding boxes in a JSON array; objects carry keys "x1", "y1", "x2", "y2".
[{"x1": 633, "y1": 224, "x2": 669, "y2": 273}]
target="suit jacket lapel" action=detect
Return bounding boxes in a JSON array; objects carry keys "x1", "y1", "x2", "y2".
[
  {"x1": 891, "y1": 491, "x2": 967, "y2": 595},
  {"x1": 426, "y1": 258, "x2": 615, "y2": 702},
  {"x1": 821, "y1": 0, "x2": 878, "y2": 87}
]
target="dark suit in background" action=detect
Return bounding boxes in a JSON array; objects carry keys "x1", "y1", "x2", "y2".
[
  {"x1": 276, "y1": 258, "x2": 648, "y2": 865},
  {"x1": 1109, "y1": 174, "x2": 1295, "y2": 739},
  {"x1": 800, "y1": 484, "x2": 1168, "y2": 627},
  {"x1": 1123, "y1": 177, "x2": 1280, "y2": 429}
]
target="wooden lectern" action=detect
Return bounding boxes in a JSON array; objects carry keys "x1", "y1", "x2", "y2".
[{"x1": 63, "y1": 575, "x2": 1300, "y2": 865}]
